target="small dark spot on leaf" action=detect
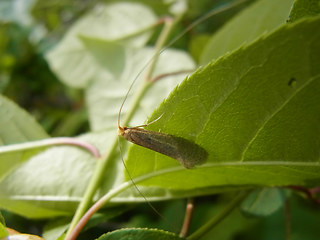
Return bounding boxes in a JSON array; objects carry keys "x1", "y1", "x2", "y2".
[
  {"x1": 288, "y1": 77, "x2": 296, "y2": 87},
  {"x1": 286, "y1": 15, "x2": 292, "y2": 23}
]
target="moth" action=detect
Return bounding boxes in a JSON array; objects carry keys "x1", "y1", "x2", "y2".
[{"x1": 118, "y1": 124, "x2": 207, "y2": 169}]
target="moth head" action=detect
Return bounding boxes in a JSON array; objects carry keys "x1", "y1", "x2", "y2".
[{"x1": 118, "y1": 126, "x2": 128, "y2": 136}]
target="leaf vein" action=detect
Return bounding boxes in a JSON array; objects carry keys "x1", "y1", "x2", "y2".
[{"x1": 240, "y1": 74, "x2": 320, "y2": 161}]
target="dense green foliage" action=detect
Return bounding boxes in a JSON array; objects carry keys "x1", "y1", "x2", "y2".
[{"x1": 0, "y1": 0, "x2": 319, "y2": 239}]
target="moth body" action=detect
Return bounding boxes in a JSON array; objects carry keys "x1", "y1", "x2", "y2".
[{"x1": 118, "y1": 126, "x2": 207, "y2": 168}]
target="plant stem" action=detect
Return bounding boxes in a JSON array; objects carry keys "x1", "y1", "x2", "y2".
[
  {"x1": 180, "y1": 198, "x2": 195, "y2": 238},
  {"x1": 67, "y1": 181, "x2": 134, "y2": 240},
  {"x1": 144, "y1": 18, "x2": 174, "y2": 81},
  {"x1": 65, "y1": 140, "x2": 118, "y2": 238},
  {"x1": 65, "y1": 15, "x2": 180, "y2": 240},
  {"x1": 284, "y1": 199, "x2": 291, "y2": 240},
  {"x1": 187, "y1": 191, "x2": 248, "y2": 240}
]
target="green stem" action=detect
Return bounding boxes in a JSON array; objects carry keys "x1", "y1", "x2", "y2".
[
  {"x1": 65, "y1": 140, "x2": 118, "y2": 238},
  {"x1": 65, "y1": 14, "x2": 180, "y2": 240},
  {"x1": 122, "y1": 80, "x2": 152, "y2": 127},
  {"x1": 144, "y1": 18, "x2": 175, "y2": 81},
  {"x1": 114, "y1": 18, "x2": 165, "y2": 43},
  {"x1": 67, "y1": 182, "x2": 133, "y2": 240},
  {"x1": 187, "y1": 192, "x2": 248, "y2": 240},
  {"x1": 67, "y1": 181, "x2": 134, "y2": 240},
  {"x1": 284, "y1": 199, "x2": 291, "y2": 240}
]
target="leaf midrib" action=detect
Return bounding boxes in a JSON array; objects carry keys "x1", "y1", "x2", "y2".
[{"x1": 133, "y1": 160, "x2": 320, "y2": 185}]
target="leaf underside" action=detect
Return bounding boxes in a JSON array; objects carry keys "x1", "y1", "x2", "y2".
[{"x1": 126, "y1": 17, "x2": 320, "y2": 190}]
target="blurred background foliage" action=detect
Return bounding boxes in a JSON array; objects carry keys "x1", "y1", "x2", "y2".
[{"x1": 0, "y1": 0, "x2": 250, "y2": 137}]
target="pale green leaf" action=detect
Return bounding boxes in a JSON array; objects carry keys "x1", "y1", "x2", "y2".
[
  {"x1": 0, "y1": 95, "x2": 49, "y2": 181},
  {"x1": 85, "y1": 43, "x2": 195, "y2": 131},
  {"x1": 0, "y1": 0, "x2": 35, "y2": 25},
  {"x1": 0, "y1": 140, "x2": 49, "y2": 182},
  {"x1": 200, "y1": 0, "x2": 294, "y2": 64},
  {"x1": 46, "y1": 2, "x2": 157, "y2": 88},
  {"x1": 0, "y1": 131, "x2": 113, "y2": 218},
  {"x1": 125, "y1": 17, "x2": 320, "y2": 190},
  {"x1": 241, "y1": 188, "x2": 288, "y2": 216},
  {"x1": 0, "y1": 136, "x2": 101, "y2": 182},
  {"x1": 0, "y1": 95, "x2": 48, "y2": 145}
]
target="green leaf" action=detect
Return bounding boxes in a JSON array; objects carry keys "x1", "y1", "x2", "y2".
[
  {"x1": 189, "y1": 34, "x2": 210, "y2": 63},
  {"x1": 0, "y1": 221, "x2": 8, "y2": 239},
  {"x1": 0, "y1": 0, "x2": 35, "y2": 25},
  {"x1": 200, "y1": 0, "x2": 294, "y2": 64},
  {"x1": 97, "y1": 228, "x2": 183, "y2": 240},
  {"x1": 0, "y1": 211, "x2": 5, "y2": 226},
  {"x1": 125, "y1": 17, "x2": 320, "y2": 190},
  {"x1": 42, "y1": 218, "x2": 70, "y2": 240},
  {"x1": 0, "y1": 139, "x2": 50, "y2": 182},
  {"x1": 0, "y1": 131, "x2": 112, "y2": 218},
  {"x1": 46, "y1": 2, "x2": 157, "y2": 88},
  {"x1": 0, "y1": 95, "x2": 49, "y2": 180},
  {"x1": 0, "y1": 94, "x2": 48, "y2": 145},
  {"x1": 289, "y1": 0, "x2": 320, "y2": 22},
  {"x1": 241, "y1": 188, "x2": 288, "y2": 216}
]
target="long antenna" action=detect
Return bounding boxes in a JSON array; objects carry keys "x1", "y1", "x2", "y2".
[
  {"x1": 117, "y1": 136, "x2": 172, "y2": 225},
  {"x1": 118, "y1": 0, "x2": 250, "y2": 128}
]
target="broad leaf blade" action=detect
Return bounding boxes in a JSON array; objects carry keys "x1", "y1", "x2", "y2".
[
  {"x1": 0, "y1": 95, "x2": 48, "y2": 145},
  {"x1": 0, "y1": 95, "x2": 49, "y2": 180},
  {"x1": 46, "y1": 2, "x2": 157, "y2": 88},
  {"x1": 0, "y1": 131, "x2": 113, "y2": 218},
  {"x1": 200, "y1": 0, "x2": 294, "y2": 64},
  {"x1": 126, "y1": 17, "x2": 320, "y2": 189}
]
